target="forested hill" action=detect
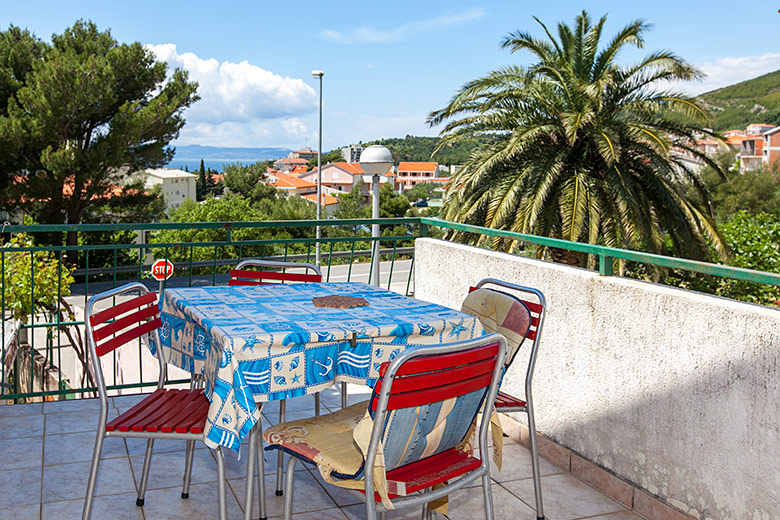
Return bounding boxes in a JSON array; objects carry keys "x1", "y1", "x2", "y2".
[
  {"x1": 696, "y1": 69, "x2": 780, "y2": 131},
  {"x1": 366, "y1": 136, "x2": 493, "y2": 165}
]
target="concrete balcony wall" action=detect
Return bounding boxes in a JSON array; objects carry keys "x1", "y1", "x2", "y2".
[{"x1": 414, "y1": 238, "x2": 780, "y2": 520}]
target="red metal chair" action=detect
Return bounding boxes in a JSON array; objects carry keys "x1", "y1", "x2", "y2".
[
  {"x1": 263, "y1": 333, "x2": 508, "y2": 520},
  {"x1": 82, "y1": 282, "x2": 230, "y2": 520},
  {"x1": 228, "y1": 258, "x2": 332, "y2": 501},
  {"x1": 463, "y1": 278, "x2": 547, "y2": 520},
  {"x1": 228, "y1": 258, "x2": 322, "y2": 286}
]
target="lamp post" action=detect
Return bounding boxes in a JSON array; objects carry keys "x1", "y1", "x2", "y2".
[
  {"x1": 359, "y1": 145, "x2": 393, "y2": 286},
  {"x1": 312, "y1": 69, "x2": 324, "y2": 269}
]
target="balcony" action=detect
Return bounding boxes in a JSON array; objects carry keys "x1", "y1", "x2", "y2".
[{"x1": 1, "y1": 218, "x2": 778, "y2": 519}]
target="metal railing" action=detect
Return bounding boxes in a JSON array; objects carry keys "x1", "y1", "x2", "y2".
[{"x1": 1, "y1": 216, "x2": 777, "y2": 403}]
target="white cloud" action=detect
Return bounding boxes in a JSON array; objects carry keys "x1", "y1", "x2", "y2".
[
  {"x1": 681, "y1": 53, "x2": 780, "y2": 95},
  {"x1": 146, "y1": 44, "x2": 317, "y2": 146},
  {"x1": 320, "y1": 8, "x2": 485, "y2": 44}
]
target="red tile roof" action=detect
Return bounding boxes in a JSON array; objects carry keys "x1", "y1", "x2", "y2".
[
  {"x1": 268, "y1": 171, "x2": 316, "y2": 189},
  {"x1": 398, "y1": 162, "x2": 437, "y2": 173},
  {"x1": 302, "y1": 193, "x2": 339, "y2": 206}
]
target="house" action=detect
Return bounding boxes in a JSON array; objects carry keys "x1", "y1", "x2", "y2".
[
  {"x1": 762, "y1": 126, "x2": 780, "y2": 169},
  {"x1": 273, "y1": 157, "x2": 310, "y2": 172},
  {"x1": 301, "y1": 192, "x2": 340, "y2": 215},
  {"x1": 396, "y1": 162, "x2": 438, "y2": 191},
  {"x1": 299, "y1": 162, "x2": 395, "y2": 199},
  {"x1": 290, "y1": 148, "x2": 317, "y2": 161},
  {"x1": 739, "y1": 135, "x2": 765, "y2": 172},
  {"x1": 266, "y1": 170, "x2": 316, "y2": 196},
  {"x1": 746, "y1": 123, "x2": 774, "y2": 135},
  {"x1": 143, "y1": 168, "x2": 197, "y2": 214}
]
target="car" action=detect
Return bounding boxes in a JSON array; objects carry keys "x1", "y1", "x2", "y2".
[{"x1": 414, "y1": 199, "x2": 428, "y2": 207}]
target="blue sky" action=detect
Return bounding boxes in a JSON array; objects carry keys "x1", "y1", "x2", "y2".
[{"x1": 3, "y1": 1, "x2": 780, "y2": 151}]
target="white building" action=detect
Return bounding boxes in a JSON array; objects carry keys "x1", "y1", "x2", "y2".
[
  {"x1": 143, "y1": 168, "x2": 197, "y2": 214},
  {"x1": 341, "y1": 144, "x2": 363, "y2": 163}
]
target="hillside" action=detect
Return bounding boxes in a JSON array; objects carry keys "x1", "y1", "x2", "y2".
[{"x1": 696, "y1": 70, "x2": 780, "y2": 131}]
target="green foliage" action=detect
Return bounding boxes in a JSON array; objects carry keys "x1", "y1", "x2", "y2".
[
  {"x1": 665, "y1": 212, "x2": 780, "y2": 305},
  {"x1": 150, "y1": 195, "x2": 278, "y2": 263},
  {"x1": 307, "y1": 149, "x2": 342, "y2": 169},
  {"x1": 401, "y1": 182, "x2": 439, "y2": 203},
  {"x1": 2, "y1": 233, "x2": 74, "y2": 322},
  {"x1": 689, "y1": 152, "x2": 780, "y2": 222},
  {"x1": 0, "y1": 20, "x2": 198, "y2": 254},
  {"x1": 428, "y1": 11, "x2": 725, "y2": 264},
  {"x1": 369, "y1": 136, "x2": 492, "y2": 165},
  {"x1": 195, "y1": 159, "x2": 222, "y2": 200},
  {"x1": 695, "y1": 69, "x2": 780, "y2": 131},
  {"x1": 223, "y1": 161, "x2": 278, "y2": 203}
]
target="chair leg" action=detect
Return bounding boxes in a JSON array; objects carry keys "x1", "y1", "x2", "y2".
[
  {"x1": 527, "y1": 409, "x2": 545, "y2": 519},
  {"x1": 181, "y1": 439, "x2": 196, "y2": 499},
  {"x1": 282, "y1": 456, "x2": 297, "y2": 520},
  {"x1": 341, "y1": 381, "x2": 348, "y2": 409},
  {"x1": 314, "y1": 392, "x2": 321, "y2": 416},
  {"x1": 275, "y1": 399, "x2": 286, "y2": 496},
  {"x1": 243, "y1": 426, "x2": 257, "y2": 520},
  {"x1": 377, "y1": 512, "x2": 387, "y2": 520},
  {"x1": 136, "y1": 438, "x2": 155, "y2": 506},
  {"x1": 256, "y1": 424, "x2": 267, "y2": 520},
  {"x1": 81, "y1": 430, "x2": 105, "y2": 519},
  {"x1": 481, "y1": 472, "x2": 495, "y2": 520},
  {"x1": 214, "y1": 446, "x2": 228, "y2": 520}
]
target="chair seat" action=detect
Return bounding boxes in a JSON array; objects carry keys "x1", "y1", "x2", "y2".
[
  {"x1": 264, "y1": 402, "x2": 367, "y2": 478},
  {"x1": 495, "y1": 390, "x2": 527, "y2": 409},
  {"x1": 106, "y1": 389, "x2": 209, "y2": 434}
]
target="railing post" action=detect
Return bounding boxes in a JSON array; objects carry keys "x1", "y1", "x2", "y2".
[
  {"x1": 599, "y1": 254, "x2": 614, "y2": 276},
  {"x1": 419, "y1": 221, "x2": 428, "y2": 238}
]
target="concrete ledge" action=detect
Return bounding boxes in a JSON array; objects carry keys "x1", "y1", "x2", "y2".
[{"x1": 497, "y1": 413, "x2": 694, "y2": 520}]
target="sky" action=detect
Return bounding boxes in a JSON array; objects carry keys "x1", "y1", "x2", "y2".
[{"x1": 3, "y1": 1, "x2": 780, "y2": 152}]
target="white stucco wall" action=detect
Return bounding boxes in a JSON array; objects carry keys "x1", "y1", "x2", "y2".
[{"x1": 414, "y1": 238, "x2": 780, "y2": 520}]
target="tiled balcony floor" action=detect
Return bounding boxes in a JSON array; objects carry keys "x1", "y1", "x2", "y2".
[{"x1": 0, "y1": 385, "x2": 645, "y2": 520}]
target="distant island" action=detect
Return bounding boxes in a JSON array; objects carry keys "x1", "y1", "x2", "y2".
[{"x1": 168, "y1": 144, "x2": 293, "y2": 171}]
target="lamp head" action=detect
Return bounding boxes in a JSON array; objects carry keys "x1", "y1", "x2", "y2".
[
  {"x1": 311, "y1": 70, "x2": 324, "y2": 78},
  {"x1": 359, "y1": 145, "x2": 393, "y2": 175}
]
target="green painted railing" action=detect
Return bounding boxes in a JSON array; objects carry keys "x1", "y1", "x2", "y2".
[{"x1": 1, "y1": 216, "x2": 777, "y2": 404}]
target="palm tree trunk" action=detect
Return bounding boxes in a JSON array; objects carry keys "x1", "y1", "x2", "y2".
[{"x1": 547, "y1": 246, "x2": 582, "y2": 267}]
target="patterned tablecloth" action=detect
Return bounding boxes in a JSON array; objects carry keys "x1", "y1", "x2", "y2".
[{"x1": 156, "y1": 282, "x2": 483, "y2": 452}]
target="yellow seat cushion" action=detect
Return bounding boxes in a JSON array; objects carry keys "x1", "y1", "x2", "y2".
[{"x1": 263, "y1": 402, "x2": 367, "y2": 478}]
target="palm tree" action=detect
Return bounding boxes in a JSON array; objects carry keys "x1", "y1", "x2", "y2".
[{"x1": 427, "y1": 11, "x2": 726, "y2": 265}]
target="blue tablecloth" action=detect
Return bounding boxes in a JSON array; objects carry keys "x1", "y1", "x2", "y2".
[{"x1": 156, "y1": 282, "x2": 483, "y2": 452}]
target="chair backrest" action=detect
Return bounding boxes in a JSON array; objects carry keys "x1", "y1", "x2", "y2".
[
  {"x1": 366, "y1": 334, "x2": 507, "y2": 473},
  {"x1": 85, "y1": 282, "x2": 165, "y2": 399},
  {"x1": 462, "y1": 278, "x2": 546, "y2": 370},
  {"x1": 228, "y1": 259, "x2": 322, "y2": 286}
]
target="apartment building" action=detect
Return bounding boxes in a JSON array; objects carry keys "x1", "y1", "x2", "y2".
[{"x1": 143, "y1": 168, "x2": 197, "y2": 214}]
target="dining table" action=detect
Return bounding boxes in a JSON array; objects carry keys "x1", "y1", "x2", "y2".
[{"x1": 154, "y1": 281, "x2": 485, "y2": 453}]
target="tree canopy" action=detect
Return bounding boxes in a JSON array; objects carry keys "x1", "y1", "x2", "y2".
[
  {"x1": 428, "y1": 11, "x2": 726, "y2": 264},
  {"x1": 0, "y1": 20, "x2": 198, "y2": 253}
]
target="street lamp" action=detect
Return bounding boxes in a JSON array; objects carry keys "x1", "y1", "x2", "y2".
[
  {"x1": 312, "y1": 69, "x2": 324, "y2": 269},
  {"x1": 359, "y1": 145, "x2": 393, "y2": 286}
]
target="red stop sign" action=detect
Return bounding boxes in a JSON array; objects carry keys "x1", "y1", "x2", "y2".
[{"x1": 150, "y1": 259, "x2": 174, "y2": 281}]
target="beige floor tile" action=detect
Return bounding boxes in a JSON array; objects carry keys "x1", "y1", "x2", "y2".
[
  {"x1": 0, "y1": 414, "x2": 44, "y2": 439},
  {"x1": 43, "y1": 431, "x2": 127, "y2": 464},
  {"x1": 490, "y1": 442, "x2": 565, "y2": 483},
  {"x1": 229, "y1": 468, "x2": 338, "y2": 518},
  {"x1": 0, "y1": 436, "x2": 43, "y2": 470},
  {"x1": 44, "y1": 492, "x2": 144, "y2": 520},
  {"x1": 129, "y1": 448, "x2": 219, "y2": 491},
  {"x1": 44, "y1": 407, "x2": 116, "y2": 436},
  {"x1": 141, "y1": 482, "x2": 244, "y2": 520},
  {"x1": 42, "y1": 457, "x2": 136, "y2": 502},
  {"x1": 502, "y1": 473, "x2": 627, "y2": 520},
  {"x1": 43, "y1": 397, "x2": 101, "y2": 414},
  {"x1": 443, "y1": 483, "x2": 538, "y2": 520},
  {"x1": 0, "y1": 503, "x2": 40, "y2": 520},
  {"x1": 0, "y1": 402, "x2": 42, "y2": 418},
  {"x1": 587, "y1": 511, "x2": 646, "y2": 519},
  {"x1": 0, "y1": 467, "x2": 42, "y2": 508},
  {"x1": 277, "y1": 507, "x2": 348, "y2": 519}
]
